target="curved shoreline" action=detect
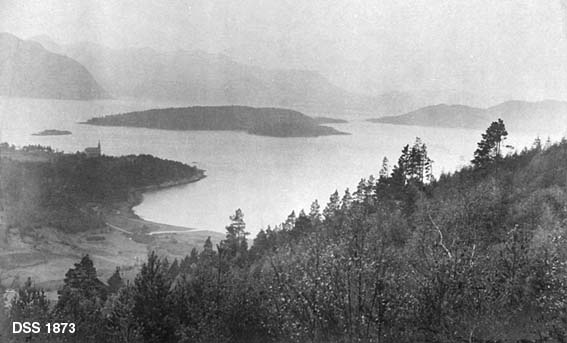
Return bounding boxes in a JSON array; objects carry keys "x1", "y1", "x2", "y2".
[
  {"x1": 102, "y1": 171, "x2": 217, "y2": 235},
  {"x1": 127, "y1": 172, "x2": 207, "y2": 220}
]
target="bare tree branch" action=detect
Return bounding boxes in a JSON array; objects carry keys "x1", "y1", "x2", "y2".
[
  {"x1": 428, "y1": 213, "x2": 452, "y2": 259},
  {"x1": 470, "y1": 243, "x2": 476, "y2": 268}
]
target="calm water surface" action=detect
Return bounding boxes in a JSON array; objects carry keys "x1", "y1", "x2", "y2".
[{"x1": 0, "y1": 96, "x2": 541, "y2": 235}]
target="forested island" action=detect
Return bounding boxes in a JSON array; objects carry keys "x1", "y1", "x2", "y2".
[
  {"x1": 32, "y1": 129, "x2": 72, "y2": 136},
  {"x1": 313, "y1": 116, "x2": 349, "y2": 124},
  {"x1": 3, "y1": 120, "x2": 567, "y2": 343},
  {"x1": 83, "y1": 106, "x2": 349, "y2": 137}
]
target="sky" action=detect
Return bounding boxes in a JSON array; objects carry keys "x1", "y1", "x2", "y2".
[{"x1": 1, "y1": 0, "x2": 567, "y2": 102}]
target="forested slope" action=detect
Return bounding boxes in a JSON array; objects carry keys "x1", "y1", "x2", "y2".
[
  {"x1": 3, "y1": 126, "x2": 567, "y2": 343},
  {"x1": 0, "y1": 144, "x2": 203, "y2": 232}
]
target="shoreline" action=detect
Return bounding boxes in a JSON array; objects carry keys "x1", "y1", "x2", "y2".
[
  {"x1": 103, "y1": 171, "x2": 219, "y2": 235},
  {"x1": 0, "y1": 155, "x2": 222, "y2": 289},
  {"x1": 126, "y1": 171, "x2": 207, "y2": 220}
]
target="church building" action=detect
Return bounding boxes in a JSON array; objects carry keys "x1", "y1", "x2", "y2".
[{"x1": 84, "y1": 141, "x2": 101, "y2": 158}]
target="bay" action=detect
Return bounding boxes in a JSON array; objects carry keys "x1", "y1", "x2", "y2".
[{"x1": 0, "y1": 96, "x2": 541, "y2": 235}]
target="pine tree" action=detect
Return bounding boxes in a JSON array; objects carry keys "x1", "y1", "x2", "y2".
[
  {"x1": 132, "y1": 251, "x2": 176, "y2": 343},
  {"x1": 9, "y1": 278, "x2": 50, "y2": 343},
  {"x1": 283, "y1": 211, "x2": 296, "y2": 231},
  {"x1": 104, "y1": 285, "x2": 140, "y2": 343},
  {"x1": 55, "y1": 255, "x2": 107, "y2": 342},
  {"x1": 323, "y1": 190, "x2": 341, "y2": 222},
  {"x1": 544, "y1": 136, "x2": 552, "y2": 150},
  {"x1": 200, "y1": 236, "x2": 216, "y2": 265},
  {"x1": 341, "y1": 188, "x2": 353, "y2": 211},
  {"x1": 379, "y1": 157, "x2": 390, "y2": 180},
  {"x1": 397, "y1": 144, "x2": 411, "y2": 182},
  {"x1": 203, "y1": 236, "x2": 213, "y2": 252},
  {"x1": 309, "y1": 200, "x2": 322, "y2": 224},
  {"x1": 168, "y1": 259, "x2": 180, "y2": 281},
  {"x1": 408, "y1": 138, "x2": 433, "y2": 183},
  {"x1": 393, "y1": 138, "x2": 434, "y2": 185},
  {"x1": 108, "y1": 267, "x2": 125, "y2": 293},
  {"x1": 533, "y1": 136, "x2": 542, "y2": 151},
  {"x1": 250, "y1": 229, "x2": 270, "y2": 260},
  {"x1": 472, "y1": 119, "x2": 508, "y2": 167},
  {"x1": 292, "y1": 209, "x2": 312, "y2": 239},
  {"x1": 188, "y1": 247, "x2": 199, "y2": 264},
  {"x1": 61, "y1": 255, "x2": 101, "y2": 293},
  {"x1": 220, "y1": 209, "x2": 249, "y2": 267}
]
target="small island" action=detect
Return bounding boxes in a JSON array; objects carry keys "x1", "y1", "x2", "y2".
[
  {"x1": 32, "y1": 129, "x2": 72, "y2": 136},
  {"x1": 83, "y1": 106, "x2": 349, "y2": 137}
]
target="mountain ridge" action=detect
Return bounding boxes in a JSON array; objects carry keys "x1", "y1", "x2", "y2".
[
  {"x1": 369, "y1": 100, "x2": 567, "y2": 134},
  {"x1": 29, "y1": 36, "x2": 420, "y2": 115},
  {"x1": 0, "y1": 32, "x2": 108, "y2": 100}
]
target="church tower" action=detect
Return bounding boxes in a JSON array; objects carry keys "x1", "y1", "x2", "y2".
[{"x1": 84, "y1": 141, "x2": 101, "y2": 158}]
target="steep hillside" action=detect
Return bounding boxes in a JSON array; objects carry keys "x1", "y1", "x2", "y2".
[
  {"x1": 0, "y1": 33, "x2": 108, "y2": 100},
  {"x1": 30, "y1": 37, "x2": 418, "y2": 115}
]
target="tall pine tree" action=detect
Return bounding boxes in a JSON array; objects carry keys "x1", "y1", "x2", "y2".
[{"x1": 472, "y1": 118, "x2": 508, "y2": 167}]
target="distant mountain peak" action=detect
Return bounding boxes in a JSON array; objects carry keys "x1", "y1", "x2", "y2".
[
  {"x1": 368, "y1": 99, "x2": 567, "y2": 134},
  {"x1": 426, "y1": 103, "x2": 481, "y2": 110},
  {"x1": 0, "y1": 32, "x2": 109, "y2": 100},
  {"x1": 0, "y1": 31, "x2": 19, "y2": 41},
  {"x1": 26, "y1": 36, "x2": 418, "y2": 115}
]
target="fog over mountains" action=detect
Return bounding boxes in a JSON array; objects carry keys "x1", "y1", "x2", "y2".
[
  {"x1": 0, "y1": 33, "x2": 108, "y2": 100},
  {"x1": 3, "y1": 1, "x2": 567, "y2": 108},
  {"x1": 2, "y1": 29, "x2": 567, "y2": 131},
  {"x1": 28, "y1": 35, "x2": 425, "y2": 115}
]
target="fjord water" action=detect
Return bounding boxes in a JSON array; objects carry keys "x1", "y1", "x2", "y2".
[{"x1": 0, "y1": 97, "x2": 540, "y2": 235}]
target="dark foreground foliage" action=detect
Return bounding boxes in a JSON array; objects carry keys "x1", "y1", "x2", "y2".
[{"x1": 3, "y1": 130, "x2": 567, "y2": 342}]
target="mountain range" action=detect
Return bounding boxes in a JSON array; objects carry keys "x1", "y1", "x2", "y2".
[
  {"x1": 28, "y1": 35, "x2": 421, "y2": 115},
  {"x1": 4, "y1": 31, "x2": 567, "y2": 129},
  {"x1": 368, "y1": 100, "x2": 567, "y2": 134},
  {"x1": 0, "y1": 33, "x2": 107, "y2": 100}
]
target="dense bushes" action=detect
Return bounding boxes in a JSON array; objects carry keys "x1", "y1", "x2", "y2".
[{"x1": 3, "y1": 135, "x2": 567, "y2": 342}]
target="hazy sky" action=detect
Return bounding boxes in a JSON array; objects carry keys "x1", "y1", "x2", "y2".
[{"x1": 2, "y1": 0, "x2": 567, "y2": 101}]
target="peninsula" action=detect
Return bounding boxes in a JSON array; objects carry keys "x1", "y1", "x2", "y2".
[
  {"x1": 0, "y1": 143, "x2": 223, "y2": 288},
  {"x1": 367, "y1": 100, "x2": 567, "y2": 133},
  {"x1": 83, "y1": 105, "x2": 349, "y2": 137}
]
